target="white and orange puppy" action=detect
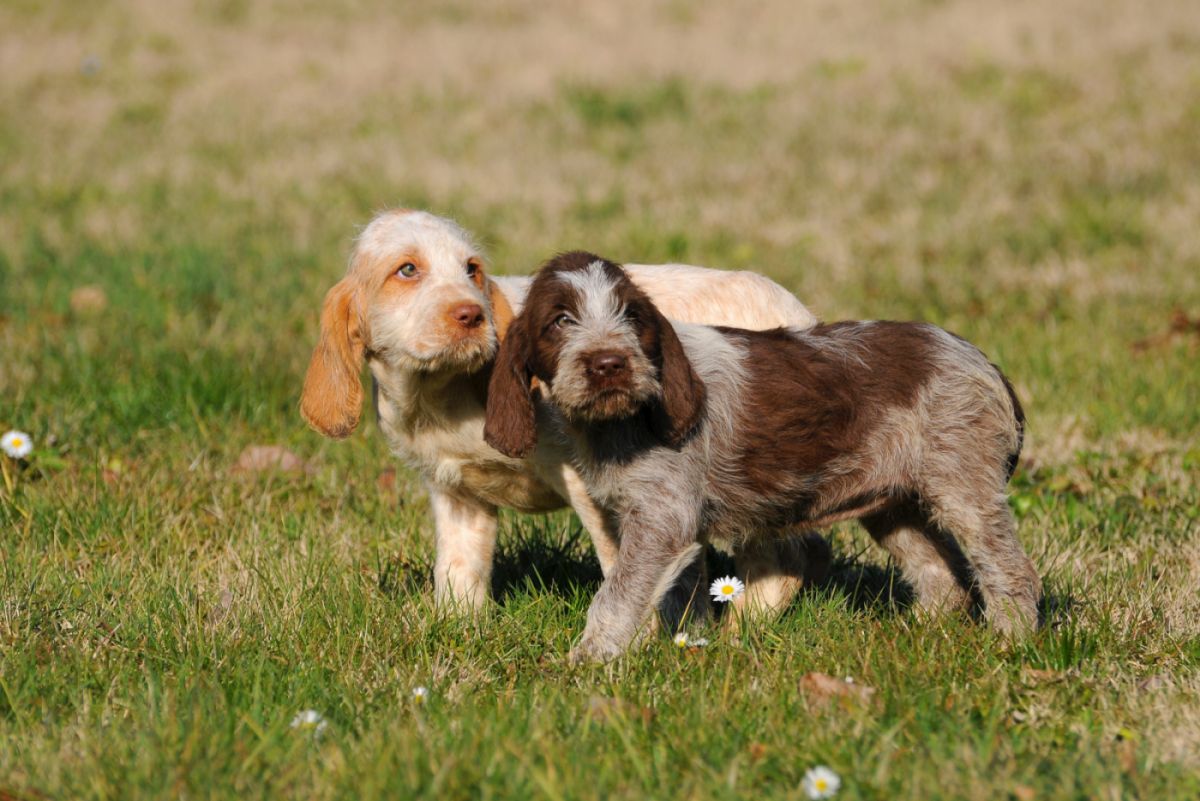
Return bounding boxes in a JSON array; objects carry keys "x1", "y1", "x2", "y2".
[{"x1": 301, "y1": 209, "x2": 826, "y2": 616}]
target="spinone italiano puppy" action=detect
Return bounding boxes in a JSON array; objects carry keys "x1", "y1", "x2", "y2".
[{"x1": 484, "y1": 252, "x2": 1041, "y2": 661}]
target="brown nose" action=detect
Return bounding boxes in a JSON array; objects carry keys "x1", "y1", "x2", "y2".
[
  {"x1": 450, "y1": 303, "x2": 484, "y2": 329},
  {"x1": 587, "y1": 352, "x2": 628, "y2": 377}
]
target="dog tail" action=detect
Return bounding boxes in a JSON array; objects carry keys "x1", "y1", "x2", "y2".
[{"x1": 998, "y1": 370, "x2": 1025, "y2": 481}]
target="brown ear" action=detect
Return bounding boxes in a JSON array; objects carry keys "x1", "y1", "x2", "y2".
[
  {"x1": 486, "y1": 278, "x2": 515, "y2": 342},
  {"x1": 483, "y1": 316, "x2": 538, "y2": 458},
  {"x1": 650, "y1": 308, "x2": 706, "y2": 448},
  {"x1": 300, "y1": 279, "x2": 365, "y2": 438}
]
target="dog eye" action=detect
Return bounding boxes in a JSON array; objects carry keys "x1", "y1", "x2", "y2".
[
  {"x1": 465, "y1": 261, "x2": 479, "y2": 278},
  {"x1": 553, "y1": 313, "x2": 575, "y2": 329},
  {"x1": 396, "y1": 262, "x2": 418, "y2": 278}
]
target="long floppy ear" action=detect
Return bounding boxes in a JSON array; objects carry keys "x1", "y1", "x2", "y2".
[
  {"x1": 483, "y1": 316, "x2": 538, "y2": 458},
  {"x1": 300, "y1": 279, "x2": 365, "y2": 438},
  {"x1": 649, "y1": 308, "x2": 706, "y2": 449},
  {"x1": 486, "y1": 277, "x2": 515, "y2": 342}
]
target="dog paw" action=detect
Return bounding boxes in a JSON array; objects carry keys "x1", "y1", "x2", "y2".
[{"x1": 569, "y1": 636, "x2": 624, "y2": 664}]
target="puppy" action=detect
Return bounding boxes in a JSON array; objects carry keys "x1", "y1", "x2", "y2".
[
  {"x1": 300, "y1": 210, "x2": 827, "y2": 616},
  {"x1": 484, "y1": 252, "x2": 1042, "y2": 661}
]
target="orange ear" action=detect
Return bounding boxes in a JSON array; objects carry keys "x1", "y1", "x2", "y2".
[
  {"x1": 487, "y1": 278, "x2": 515, "y2": 342},
  {"x1": 300, "y1": 279, "x2": 366, "y2": 438}
]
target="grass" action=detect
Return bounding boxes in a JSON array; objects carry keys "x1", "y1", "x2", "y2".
[{"x1": 2, "y1": 0, "x2": 1200, "y2": 798}]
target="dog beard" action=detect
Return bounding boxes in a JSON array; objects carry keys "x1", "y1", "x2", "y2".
[{"x1": 395, "y1": 330, "x2": 495, "y2": 374}]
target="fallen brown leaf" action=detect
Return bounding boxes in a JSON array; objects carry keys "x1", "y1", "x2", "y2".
[
  {"x1": 798, "y1": 672, "x2": 876, "y2": 709},
  {"x1": 0, "y1": 786, "x2": 50, "y2": 801},
  {"x1": 746, "y1": 742, "x2": 769, "y2": 762},
  {"x1": 1131, "y1": 308, "x2": 1200, "y2": 353},
  {"x1": 377, "y1": 467, "x2": 397, "y2": 491},
  {"x1": 233, "y1": 445, "x2": 311, "y2": 475}
]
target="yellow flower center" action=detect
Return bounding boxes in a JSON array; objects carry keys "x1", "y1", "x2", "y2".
[
  {"x1": 11, "y1": 438, "x2": 22, "y2": 447},
  {"x1": 722, "y1": 585, "x2": 734, "y2": 595},
  {"x1": 815, "y1": 779, "x2": 827, "y2": 790}
]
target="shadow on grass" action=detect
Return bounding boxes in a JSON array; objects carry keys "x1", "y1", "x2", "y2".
[
  {"x1": 822, "y1": 555, "x2": 917, "y2": 616},
  {"x1": 385, "y1": 516, "x2": 1073, "y2": 635},
  {"x1": 492, "y1": 523, "x2": 603, "y2": 604}
]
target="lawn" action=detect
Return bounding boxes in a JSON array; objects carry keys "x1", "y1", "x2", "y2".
[{"x1": 2, "y1": 1, "x2": 1199, "y2": 799}]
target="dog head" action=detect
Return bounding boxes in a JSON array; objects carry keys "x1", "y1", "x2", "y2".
[
  {"x1": 484, "y1": 252, "x2": 705, "y2": 458},
  {"x1": 300, "y1": 209, "x2": 514, "y2": 438}
]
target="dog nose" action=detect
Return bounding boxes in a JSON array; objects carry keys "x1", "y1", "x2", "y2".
[
  {"x1": 587, "y1": 352, "x2": 628, "y2": 377},
  {"x1": 450, "y1": 303, "x2": 484, "y2": 329}
]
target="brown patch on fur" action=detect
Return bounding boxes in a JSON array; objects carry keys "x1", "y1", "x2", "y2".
[
  {"x1": 645, "y1": 301, "x2": 706, "y2": 448},
  {"x1": 300, "y1": 278, "x2": 366, "y2": 438},
  {"x1": 723, "y1": 322, "x2": 934, "y2": 508},
  {"x1": 482, "y1": 313, "x2": 538, "y2": 458}
]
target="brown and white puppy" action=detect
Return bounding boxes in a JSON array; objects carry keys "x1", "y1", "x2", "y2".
[
  {"x1": 301, "y1": 210, "x2": 826, "y2": 615},
  {"x1": 484, "y1": 252, "x2": 1042, "y2": 661}
]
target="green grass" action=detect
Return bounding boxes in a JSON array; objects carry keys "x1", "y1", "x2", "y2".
[{"x1": 2, "y1": 1, "x2": 1200, "y2": 798}]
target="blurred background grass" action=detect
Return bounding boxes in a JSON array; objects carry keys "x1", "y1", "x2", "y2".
[{"x1": 1, "y1": 1, "x2": 1199, "y2": 799}]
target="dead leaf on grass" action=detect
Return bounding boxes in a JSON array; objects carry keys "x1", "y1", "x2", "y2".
[
  {"x1": 377, "y1": 467, "x2": 397, "y2": 491},
  {"x1": 799, "y1": 672, "x2": 876, "y2": 709},
  {"x1": 233, "y1": 445, "x2": 311, "y2": 475},
  {"x1": 1131, "y1": 308, "x2": 1200, "y2": 353}
]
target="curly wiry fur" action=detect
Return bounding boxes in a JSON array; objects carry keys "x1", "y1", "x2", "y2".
[{"x1": 485, "y1": 253, "x2": 1041, "y2": 661}]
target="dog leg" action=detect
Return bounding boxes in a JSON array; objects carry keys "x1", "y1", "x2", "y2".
[
  {"x1": 561, "y1": 467, "x2": 621, "y2": 577},
  {"x1": 923, "y1": 489, "x2": 1041, "y2": 636},
  {"x1": 862, "y1": 501, "x2": 974, "y2": 617},
  {"x1": 730, "y1": 532, "x2": 831, "y2": 627},
  {"x1": 564, "y1": 466, "x2": 709, "y2": 634},
  {"x1": 572, "y1": 507, "x2": 704, "y2": 662},
  {"x1": 428, "y1": 484, "x2": 498, "y2": 611}
]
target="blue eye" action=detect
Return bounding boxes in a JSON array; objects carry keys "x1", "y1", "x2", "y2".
[{"x1": 396, "y1": 262, "x2": 418, "y2": 278}]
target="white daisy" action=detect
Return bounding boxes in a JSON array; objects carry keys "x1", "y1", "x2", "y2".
[
  {"x1": 673, "y1": 632, "x2": 690, "y2": 647},
  {"x1": 802, "y1": 765, "x2": 841, "y2": 799},
  {"x1": 1, "y1": 430, "x2": 33, "y2": 459},
  {"x1": 709, "y1": 575, "x2": 745, "y2": 603},
  {"x1": 411, "y1": 686, "x2": 429, "y2": 703},
  {"x1": 290, "y1": 709, "x2": 328, "y2": 737}
]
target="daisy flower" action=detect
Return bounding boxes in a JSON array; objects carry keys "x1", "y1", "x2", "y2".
[
  {"x1": 290, "y1": 709, "x2": 328, "y2": 737},
  {"x1": 1, "y1": 431, "x2": 33, "y2": 459},
  {"x1": 673, "y1": 632, "x2": 690, "y2": 648},
  {"x1": 411, "y1": 686, "x2": 429, "y2": 703},
  {"x1": 802, "y1": 765, "x2": 841, "y2": 799},
  {"x1": 709, "y1": 575, "x2": 745, "y2": 603}
]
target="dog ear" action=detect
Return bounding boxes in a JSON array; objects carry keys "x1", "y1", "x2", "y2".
[
  {"x1": 300, "y1": 278, "x2": 366, "y2": 438},
  {"x1": 484, "y1": 315, "x2": 538, "y2": 458},
  {"x1": 486, "y1": 277, "x2": 516, "y2": 342},
  {"x1": 650, "y1": 307, "x2": 706, "y2": 448}
]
